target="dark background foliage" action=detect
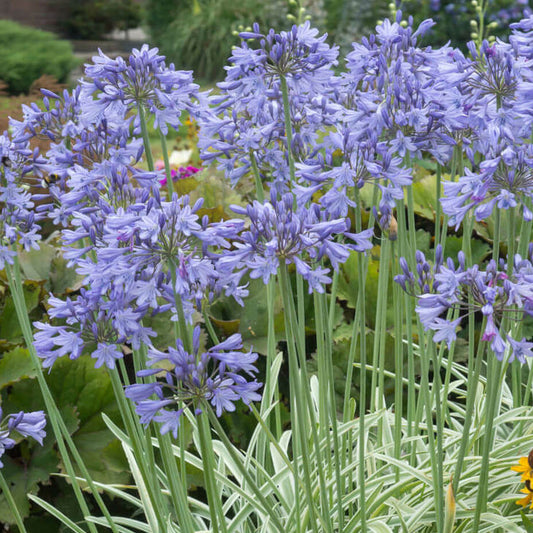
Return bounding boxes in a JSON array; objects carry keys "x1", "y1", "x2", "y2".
[{"x1": 0, "y1": 20, "x2": 74, "y2": 94}]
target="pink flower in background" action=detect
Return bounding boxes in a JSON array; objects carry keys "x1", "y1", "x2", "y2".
[{"x1": 158, "y1": 165, "x2": 201, "y2": 186}]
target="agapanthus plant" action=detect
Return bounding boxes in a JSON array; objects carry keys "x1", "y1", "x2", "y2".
[
  {"x1": 125, "y1": 326, "x2": 262, "y2": 436},
  {"x1": 6, "y1": 7, "x2": 533, "y2": 532}
]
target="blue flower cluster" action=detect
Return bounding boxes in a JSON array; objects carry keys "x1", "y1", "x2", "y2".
[
  {"x1": 125, "y1": 326, "x2": 261, "y2": 435},
  {"x1": 0, "y1": 408, "x2": 46, "y2": 467},
  {"x1": 396, "y1": 247, "x2": 533, "y2": 361},
  {"x1": 198, "y1": 21, "x2": 340, "y2": 188},
  {"x1": 222, "y1": 192, "x2": 373, "y2": 292},
  {"x1": 0, "y1": 133, "x2": 42, "y2": 269}
]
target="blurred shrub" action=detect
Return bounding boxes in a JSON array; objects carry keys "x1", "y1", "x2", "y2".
[
  {"x1": 324, "y1": 0, "x2": 390, "y2": 54},
  {"x1": 145, "y1": 0, "x2": 290, "y2": 81},
  {"x1": 63, "y1": 0, "x2": 142, "y2": 40},
  {"x1": 0, "y1": 21, "x2": 75, "y2": 95}
]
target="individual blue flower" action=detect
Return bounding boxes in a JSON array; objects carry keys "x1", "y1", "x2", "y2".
[
  {"x1": 0, "y1": 408, "x2": 46, "y2": 468},
  {"x1": 124, "y1": 326, "x2": 262, "y2": 436},
  {"x1": 508, "y1": 336, "x2": 533, "y2": 364}
]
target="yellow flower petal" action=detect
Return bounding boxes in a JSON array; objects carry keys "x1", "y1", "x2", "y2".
[
  {"x1": 511, "y1": 457, "x2": 530, "y2": 473},
  {"x1": 516, "y1": 491, "x2": 533, "y2": 508}
]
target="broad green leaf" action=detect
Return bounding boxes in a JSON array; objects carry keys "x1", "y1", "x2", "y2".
[
  {"x1": 142, "y1": 308, "x2": 178, "y2": 350},
  {"x1": 19, "y1": 242, "x2": 82, "y2": 294},
  {"x1": 49, "y1": 254, "x2": 84, "y2": 295},
  {"x1": 332, "y1": 322, "x2": 354, "y2": 344},
  {"x1": 237, "y1": 278, "x2": 284, "y2": 354},
  {"x1": 411, "y1": 171, "x2": 441, "y2": 222},
  {"x1": 444, "y1": 235, "x2": 490, "y2": 265},
  {"x1": 0, "y1": 346, "x2": 37, "y2": 388},
  {"x1": 3, "y1": 356, "x2": 128, "y2": 485},
  {"x1": 337, "y1": 246, "x2": 395, "y2": 329},
  {"x1": 210, "y1": 316, "x2": 241, "y2": 336}
]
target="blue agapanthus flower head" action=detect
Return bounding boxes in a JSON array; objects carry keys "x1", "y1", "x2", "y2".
[
  {"x1": 81, "y1": 45, "x2": 200, "y2": 134},
  {"x1": 198, "y1": 21, "x2": 340, "y2": 188},
  {"x1": 219, "y1": 191, "x2": 373, "y2": 293},
  {"x1": 125, "y1": 326, "x2": 262, "y2": 437},
  {"x1": 396, "y1": 250, "x2": 533, "y2": 362},
  {"x1": 236, "y1": 21, "x2": 339, "y2": 87},
  {"x1": 0, "y1": 408, "x2": 46, "y2": 467}
]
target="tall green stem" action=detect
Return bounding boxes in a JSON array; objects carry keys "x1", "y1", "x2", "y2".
[
  {"x1": 435, "y1": 163, "x2": 442, "y2": 257},
  {"x1": 392, "y1": 244, "x2": 404, "y2": 482},
  {"x1": 471, "y1": 353, "x2": 499, "y2": 531},
  {"x1": 279, "y1": 75, "x2": 296, "y2": 185},
  {"x1": 315, "y1": 291, "x2": 344, "y2": 531},
  {"x1": 108, "y1": 370, "x2": 168, "y2": 530},
  {"x1": 278, "y1": 264, "x2": 324, "y2": 533},
  {"x1": 250, "y1": 150, "x2": 264, "y2": 202},
  {"x1": 138, "y1": 105, "x2": 155, "y2": 172},
  {"x1": 371, "y1": 236, "x2": 391, "y2": 415},
  {"x1": 196, "y1": 412, "x2": 227, "y2": 533},
  {"x1": 159, "y1": 131, "x2": 174, "y2": 197},
  {"x1": 452, "y1": 339, "x2": 485, "y2": 496}
]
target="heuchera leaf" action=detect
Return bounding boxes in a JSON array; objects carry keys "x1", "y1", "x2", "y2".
[
  {"x1": 0, "y1": 447, "x2": 58, "y2": 523},
  {"x1": 0, "y1": 346, "x2": 37, "y2": 388},
  {"x1": 2, "y1": 355, "x2": 129, "y2": 486}
]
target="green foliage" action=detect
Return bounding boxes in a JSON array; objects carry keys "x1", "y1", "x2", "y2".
[
  {"x1": 0, "y1": 21, "x2": 75, "y2": 95},
  {"x1": 18, "y1": 242, "x2": 84, "y2": 295},
  {"x1": 146, "y1": 0, "x2": 290, "y2": 81},
  {"x1": 144, "y1": 0, "x2": 183, "y2": 38},
  {"x1": 63, "y1": 0, "x2": 142, "y2": 40},
  {"x1": 0, "y1": 280, "x2": 42, "y2": 346},
  {"x1": 0, "y1": 245, "x2": 130, "y2": 525}
]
